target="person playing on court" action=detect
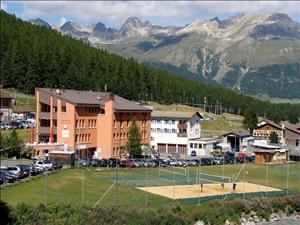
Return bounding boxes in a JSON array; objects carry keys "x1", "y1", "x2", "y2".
[
  {"x1": 233, "y1": 182, "x2": 237, "y2": 191},
  {"x1": 221, "y1": 182, "x2": 224, "y2": 189},
  {"x1": 221, "y1": 178, "x2": 225, "y2": 189}
]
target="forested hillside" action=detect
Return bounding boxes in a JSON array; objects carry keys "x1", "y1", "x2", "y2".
[{"x1": 0, "y1": 11, "x2": 299, "y2": 122}]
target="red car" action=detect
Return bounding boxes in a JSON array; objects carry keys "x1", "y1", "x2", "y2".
[
  {"x1": 237, "y1": 153, "x2": 248, "y2": 158},
  {"x1": 121, "y1": 160, "x2": 136, "y2": 168}
]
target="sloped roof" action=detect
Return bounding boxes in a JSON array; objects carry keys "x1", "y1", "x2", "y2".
[
  {"x1": 151, "y1": 110, "x2": 202, "y2": 119},
  {"x1": 36, "y1": 88, "x2": 151, "y2": 112},
  {"x1": 222, "y1": 129, "x2": 251, "y2": 138},
  {"x1": 256, "y1": 119, "x2": 283, "y2": 130}
]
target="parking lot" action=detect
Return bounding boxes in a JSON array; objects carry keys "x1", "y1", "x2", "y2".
[{"x1": 0, "y1": 159, "x2": 62, "y2": 186}]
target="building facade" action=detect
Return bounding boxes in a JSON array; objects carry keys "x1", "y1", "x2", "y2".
[
  {"x1": 222, "y1": 130, "x2": 254, "y2": 153},
  {"x1": 36, "y1": 88, "x2": 151, "y2": 159},
  {"x1": 150, "y1": 111, "x2": 203, "y2": 156},
  {"x1": 187, "y1": 137, "x2": 221, "y2": 156},
  {"x1": 0, "y1": 91, "x2": 13, "y2": 121},
  {"x1": 253, "y1": 120, "x2": 285, "y2": 144},
  {"x1": 283, "y1": 122, "x2": 300, "y2": 161}
]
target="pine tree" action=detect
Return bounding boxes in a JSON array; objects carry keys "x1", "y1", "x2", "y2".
[
  {"x1": 6, "y1": 129, "x2": 22, "y2": 158},
  {"x1": 126, "y1": 119, "x2": 142, "y2": 157},
  {"x1": 243, "y1": 107, "x2": 258, "y2": 134},
  {"x1": 269, "y1": 132, "x2": 279, "y2": 144}
]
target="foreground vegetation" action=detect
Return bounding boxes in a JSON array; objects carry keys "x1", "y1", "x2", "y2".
[
  {"x1": 1, "y1": 195, "x2": 300, "y2": 225},
  {"x1": 1, "y1": 11, "x2": 300, "y2": 122}
]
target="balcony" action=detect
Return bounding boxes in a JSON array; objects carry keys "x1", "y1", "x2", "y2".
[
  {"x1": 177, "y1": 133, "x2": 187, "y2": 137},
  {"x1": 39, "y1": 112, "x2": 57, "y2": 119},
  {"x1": 177, "y1": 123, "x2": 187, "y2": 129},
  {"x1": 38, "y1": 126, "x2": 57, "y2": 135}
]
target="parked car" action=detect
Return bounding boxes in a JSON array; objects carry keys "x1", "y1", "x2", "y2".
[
  {"x1": 0, "y1": 170, "x2": 18, "y2": 182},
  {"x1": 0, "y1": 172, "x2": 15, "y2": 183},
  {"x1": 108, "y1": 158, "x2": 120, "y2": 167},
  {"x1": 236, "y1": 153, "x2": 251, "y2": 163},
  {"x1": 35, "y1": 160, "x2": 53, "y2": 170},
  {"x1": 0, "y1": 176, "x2": 4, "y2": 185},
  {"x1": 6, "y1": 166, "x2": 28, "y2": 179},
  {"x1": 191, "y1": 150, "x2": 197, "y2": 157},
  {"x1": 52, "y1": 163, "x2": 63, "y2": 170},
  {"x1": 120, "y1": 160, "x2": 136, "y2": 168}
]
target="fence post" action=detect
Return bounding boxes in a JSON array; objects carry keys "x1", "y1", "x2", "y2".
[
  {"x1": 81, "y1": 169, "x2": 84, "y2": 207},
  {"x1": 44, "y1": 173, "x2": 48, "y2": 207},
  {"x1": 286, "y1": 151, "x2": 289, "y2": 196}
]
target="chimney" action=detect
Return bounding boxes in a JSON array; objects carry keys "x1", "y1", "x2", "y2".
[{"x1": 103, "y1": 92, "x2": 114, "y2": 102}]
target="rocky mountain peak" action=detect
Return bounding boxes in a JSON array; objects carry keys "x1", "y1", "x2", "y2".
[
  {"x1": 29, "y1": 18, "x2": 50, "y2": 28},
  {"x1": 93, "y1": 22, "x2": 107, "y2": 33}
]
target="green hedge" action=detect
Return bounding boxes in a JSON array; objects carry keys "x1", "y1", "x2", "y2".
[{"x1": 1, "y1": 195, "x2": 300, "y2": 225}]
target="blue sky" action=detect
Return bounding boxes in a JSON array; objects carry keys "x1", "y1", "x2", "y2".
[{"x1": 1, "y1": 1, "x2": 299, "y2": 28}]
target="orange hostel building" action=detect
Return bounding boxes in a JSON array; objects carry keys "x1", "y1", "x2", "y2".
[{"x1": 35, "y1": 88, "x2": 151, "y2": 159}]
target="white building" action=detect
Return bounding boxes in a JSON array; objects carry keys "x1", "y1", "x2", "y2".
[
  {"x1": 150, "y1": 111, "x2": 203, "y2": 156},
  {"x1": 188, "y1": 137, "x2": 221, "y2": 156}
]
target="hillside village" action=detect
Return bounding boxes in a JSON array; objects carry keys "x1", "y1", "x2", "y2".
[{"x1": 1, "y1": 88, "x2": 299, "y2": 165}]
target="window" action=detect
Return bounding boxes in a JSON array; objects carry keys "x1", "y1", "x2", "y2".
[
  {"x1": 151, "y1": 128, "x2": 155, "y2": 133},
  {"x1": 61, "y1": 106, "x2": 66, "y2": 112},
  {"x1": 194, "y1": 143, "x2": 198, "y2": 148},
  {"x1": 171, "y1": 129, "x2": 176, "y2": 133},
  {"x1": 114, "y1": 120, "x2": 116, "y2": 128},
  {"x1": 53, "y1": 106, "x2": 57, "y2": 112},
  {"x1": 152, "y1": 120, "x2": 156, "y2": 124},
  {"x1": 164, "y1": 128, "x2": 169, "y2": 133},
  {"x1": 199, "y1": 143, "x2": 202, "y2": 148},
  {"x1": 157, "y1": 120, "x2": 162, "y2": 124},
  {"x1": 195, "y1": 129, "x2": 199, "y2": 134},
  {"x1": 296, "y1": 140, "x2": 299, "y2": 147},
  {"x1": 190, "y1": 143, "x2": 193, "y2": 148},
  {"x1": 164, "y1": 120, "x2": 169, "y2": 125},
  {"x1": 157, "y1": 128, "x2": 161, "y2": 133},
  {"x1": 151, "y1": 137, "x2": 154, "y2": 141},
  {"x1": 171, "y1": 120, "x2": 175, "y2": 125},
  {"x1": 53, "y1": 120, "x2": 57, "y2": 127}
]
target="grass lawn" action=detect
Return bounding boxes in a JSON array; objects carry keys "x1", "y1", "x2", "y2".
[
  {"x1": 1, "y1": 163, "x2": 299, "y2": 208},
  {"x1": 1, "y1": 129, "x2": 31, "y2": 143}
]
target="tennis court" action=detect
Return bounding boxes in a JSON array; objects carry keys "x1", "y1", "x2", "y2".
[{"x1": 137, "y1": 182, "x2": 282, "y2": 200}]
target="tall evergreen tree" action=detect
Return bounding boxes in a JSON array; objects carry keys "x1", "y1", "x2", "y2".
[
  {"x1": 243, "y1": 107, "x2": 258, "y2": 134},
  {"x1": 126, "y1": 119, "x2": 142, "y2": 156},
  {"x1": 269, "y1": 132, "x2": 279, "y2": 144}
]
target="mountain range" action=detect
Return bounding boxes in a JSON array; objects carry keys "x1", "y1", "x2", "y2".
[{"x1": 30, "y1": 13, "x2": 300, "y2": 99}]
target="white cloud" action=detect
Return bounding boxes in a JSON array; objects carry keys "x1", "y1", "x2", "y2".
[
  {"x1": 5, "y1": 1, "x2": 300, "y2": 26},
  {"x1": 58, "y1": 17, "x2": 67, "y2": 27}
]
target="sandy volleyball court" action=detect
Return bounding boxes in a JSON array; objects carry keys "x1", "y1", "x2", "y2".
[{"x1": 138, "y1": 182, "x2": 282, "y2": 199}]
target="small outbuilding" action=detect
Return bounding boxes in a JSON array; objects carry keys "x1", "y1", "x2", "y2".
[
  {"x1": 49, "y1": 151, "x2": 75, "y2": 166},
  {"x1": 222, "y1": 130, "x2": 253, "y2": 152},
  {"x1": 250, "y1": 142, "x2": 288, "y2": 164}
]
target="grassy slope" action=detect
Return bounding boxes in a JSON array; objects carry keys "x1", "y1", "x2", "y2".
[
  {"x1": 1, "y1": 129, "x2": 31, "y2": 143},
  {"x1": 146, "y1": 101, "x2": 245, "y2": 136},
  {"x1": 1, "y1": 164, "x2": 299, "y2": 207},
  {"x1": 2, "y1": 88, "x2": 35, "y2": 111}
]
